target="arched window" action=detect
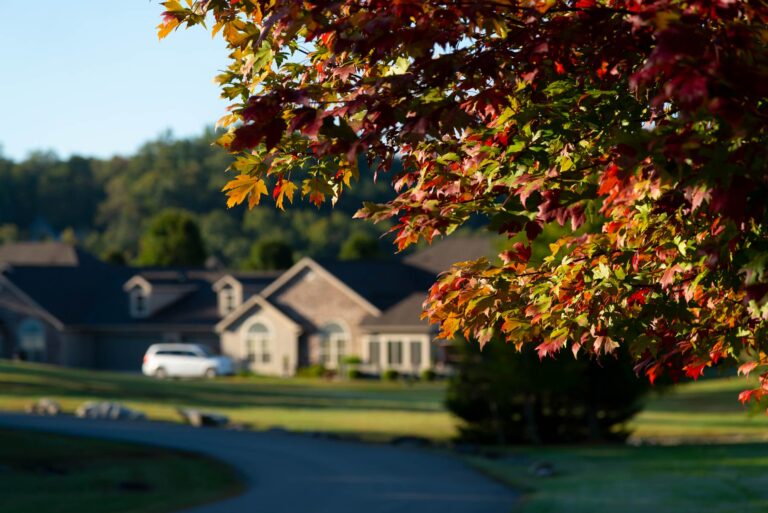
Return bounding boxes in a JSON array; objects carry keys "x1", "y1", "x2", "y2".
[
  {"x1": 18, "y1": 318, "x2": 46, "y2": 362},
  {"x1": 319, "y1": 322, "x2": 348, "y2": 368},
  {"x1": 246, "y1": 321, "x2": 272, "y2": 367}
]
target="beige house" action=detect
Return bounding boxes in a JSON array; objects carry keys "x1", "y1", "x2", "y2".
[{"x1": 0, "y1": 238, "x2": 493, "y2": 376}]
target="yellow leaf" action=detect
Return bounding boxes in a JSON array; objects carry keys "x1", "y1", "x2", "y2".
[
  {"x1": 211, "y1": 20, "x2": 225, "y2": 39},
  {"x1": 215, "y1": 113, "x2": 238, "y2": 129},
  {"x1": 222, "y1": 174, "x2": 268, "y2": 209},
  {"x1": 157, "y1": 18, "x2": 179, "y2": 40},
  {"x1": 341, "y1": 168, "x2": 353, "y2": 188},
  {"x1": 275, "y1": 180, "x2": 298, "y2": 210}
]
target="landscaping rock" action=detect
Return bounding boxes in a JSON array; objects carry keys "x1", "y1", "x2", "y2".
[
  {"x1": 528, "y1": 461, "x2": 555, "y2": 478},
  {"x1": 25, "y1": 398, "x2": 61, "y2": 416},
  {"x1": 177, "y1": 408, "x2": 229, "y2": 428},
  {"x1": 75, "y1": 401, "x2": 146, "y2": 421}
]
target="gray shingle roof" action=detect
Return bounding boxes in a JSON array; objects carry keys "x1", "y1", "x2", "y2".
[
  {"x1": 403, "y1": 235, "x2": 496, "y2": 274},
  {"x1": 314, "y1": 259, "x2": 436, "y2": 311},
  {"x1": 360, "y1": 292, "x2": 433, "y2": 332},
  {"x1": 0, "y1": 242, "x2": 100, "y2": 267}
]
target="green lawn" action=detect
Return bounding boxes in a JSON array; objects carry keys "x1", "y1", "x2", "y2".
[
  {"x1": 0, "y1": 428, "x2": 242, "y2": 513},
  {"x1": 1, "y1": 360, "x2": 765, "y2": 443},
  {"x1": 464, "y1": 373, "x2": 768, "y2": 513},
  {"x1": 4, "y1": 360, "x2": 768, "y2": 512},
  {"x1": 630, "y1": 373, "x2": 768, "y2": 443},
  {"x1": 0, "y1": 360, "x2": 456, "y2": 441},
  {"x1": 469, "y1": 443, "x2": 768, "y2": 513}
]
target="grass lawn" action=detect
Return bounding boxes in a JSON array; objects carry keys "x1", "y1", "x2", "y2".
[
  {"x1": 0, "y1": 428, "x2": 242, "y2": 513},
  {"x1": 0, "y1": 360, "x2": 456, "y2": 441},
  {"x1": 0, "y1": 360, "x2": 765, "y2": 443},
  {"x1": 630, "y1": 372, "x2": 768, "y2": 443},
  {"x1": 464, "y1": 372, "x2": 768, "y2": 513},
  {"x1": 468, "y1": 443, "x2": 768, "y2": 513},
  {"x1": 4, "y1": 360, "x2": 768, "y2": 512}
]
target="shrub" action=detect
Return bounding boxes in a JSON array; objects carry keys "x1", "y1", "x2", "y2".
[
  {"x1": 446, "y1": 339, "x2": 652, "y2": 445},
  {"x1": 342, "y1": 355, "x2": 363, "y2": 365},
  {"x1": 420, "y1": 368, "x2": 437, "y2": 382},
  {"x1": 382, "y1": 369, "x2": 399, "y2": 381},
  {"x1": 347, "y1": 368, "x2": 363, "y2": 380},
  {"x1": 296, "y1": 364, "x2": 326, "y2": 378},
  {"x1": 236, "y1": 368, "x2": 253, "y2": 378}
]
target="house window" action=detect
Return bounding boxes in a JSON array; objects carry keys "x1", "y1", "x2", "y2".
[
  {"x1": 319, "y1": 322, "x2": 348, "y2": 368},
  {"x1": 18, "y1": 318, "x2": 46, "y2": 362},
  {"x1": 220, "y1": 286, "x2": 236, "y2": 314},
  {"x1": 130, "y1": 287, "x2": 148, "y2": 317},
  {"x1": 368, "y1": 338, "x2": 380, "y2": 366},
  {"x1": 410, "y1": 341, "x2": 422, "y2": 368},
  {"x1": 387, "y1": 340, "x2": 403, "y2": 366},
  {"x1": 246, "y1": 322, "x2": 272, "y2": 366}
]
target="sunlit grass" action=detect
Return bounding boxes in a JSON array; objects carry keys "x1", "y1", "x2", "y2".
[
  {"x1": 0, "y1": 360, "x2": 457, "y2": 441},
  {"x1": 630, "y1": 373, "x2": 768, "y2": 443}
]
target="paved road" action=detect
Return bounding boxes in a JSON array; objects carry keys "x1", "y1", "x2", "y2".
[{"x1": 0, "y1": 413, "x2": 518, "y2": 513}]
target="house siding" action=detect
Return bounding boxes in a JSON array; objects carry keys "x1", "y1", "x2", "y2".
[
  {"x1": 220, "y1": 302, "x2": 299, "y2": 376},
  {"x1": 0, "y1": 282, "x2": 62, "y2": 362},
  {"x1": 268, "y1": 267, "x2": 371, "y2": 367}
]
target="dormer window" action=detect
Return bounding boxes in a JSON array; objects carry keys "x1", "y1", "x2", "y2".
[
  {"x1": 213, "y1": 276, "x2": 243, "y2": 317},
  {"x1": 222, "y1": 286, "x2": 236, "y2": 314},
  {"x1": 129, "y1": 286, "x2": 150, "y2": 318},
  {"x1": 135, "y1": 291, "x2": 146, "y2": 315}
]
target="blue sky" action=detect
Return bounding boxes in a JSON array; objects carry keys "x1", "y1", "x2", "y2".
[{"x1": 0, "y1": 1, "x2": 230, "y2": 161}]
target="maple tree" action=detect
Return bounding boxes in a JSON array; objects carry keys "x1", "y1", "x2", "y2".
[{"x1": 160, "y1": 0, "x2": 768, "y2": 403}]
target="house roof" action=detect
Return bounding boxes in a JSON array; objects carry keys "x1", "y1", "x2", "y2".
[
  {"x1": 360, "y1": 292, "x2": 433, "y2": 332},
  {"x1": 0, "y1": 242, "x2": 101, "y2": 267},
  {"x1": 1, "y1": 262, "x2": 131, "y2": 325},
  {"x1": 314, "y1": 259, "x2": 436, "y2": 311},
  {"x1": 403, "y1": 235, "x2": 496, "y2": 274},
  {"x1": 0, "y1": 238, "x2": 493, "y2": 333},
  {"x1": 213, "y1": 272, "x2": 281, "y2": 295}
]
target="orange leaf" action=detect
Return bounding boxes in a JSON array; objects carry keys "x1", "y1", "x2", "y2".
[
  {"x1": 222, "y1": 174, "x2": 268, "y2": 209},
  {"x1": 274, "y1": 180, "x2": 298, "y2": 210}
]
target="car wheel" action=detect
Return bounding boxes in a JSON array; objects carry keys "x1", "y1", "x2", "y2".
[
  {"x1": 204, "y1": 368, "x2": 217, "y2": 379},
  {"x1": 154, "y1": 367, "x2": 167, "y2": 379}
]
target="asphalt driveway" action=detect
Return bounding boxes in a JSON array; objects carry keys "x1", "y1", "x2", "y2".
[{"x1": 0, "y1": 413, "x2": 517, "y2": 513}]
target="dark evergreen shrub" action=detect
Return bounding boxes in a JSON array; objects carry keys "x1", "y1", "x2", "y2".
[{"x1": 446, "y1": 339, "x2": 651, "y2": 444}]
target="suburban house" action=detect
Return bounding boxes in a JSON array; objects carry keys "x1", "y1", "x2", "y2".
[{"x1": 0, "y1": 238, "x2": 493, "y2": 376}]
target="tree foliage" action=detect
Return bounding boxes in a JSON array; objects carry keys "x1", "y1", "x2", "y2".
[
  {"x1": 244, "y1": 237, "x2": 294, "y2": 269},
  {"x1": 0, "y1": 131, "x2": 393, "y2": 266},
  {"x1": 162, "y1": 1, "x2": 768, "y2": 402},
  {"x1": 338, "y1": 231, "x2": 381, "y2": 260},
  {"x1": 137, "y1": 208, "x2": 207, "y2": 267}
]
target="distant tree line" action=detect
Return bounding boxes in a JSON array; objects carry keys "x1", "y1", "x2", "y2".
[{"x1": 0, "y1": 129, "x2": 393, "y2": 268}]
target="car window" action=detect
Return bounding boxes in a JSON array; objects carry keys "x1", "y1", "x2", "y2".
[{"x1": 196, "y1": 346, "x2": 214, "y2": 357}]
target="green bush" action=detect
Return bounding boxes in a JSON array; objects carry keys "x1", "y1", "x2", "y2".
[
  {"x1": 296, "y1": 364, "x2": 327, "y2": 378},
  {"x1": 420, "y1": 368, "x2": 437, "y2": 382},
  {"x1": 236, "y1": 368, "x2": 253, "y2": 378},
  {"x1": 342, "y1": 355, "x2": 363, "y2": 365},
  {"x1": 382, "y1": 369, "x2": 399, "y2": 381},
  {"x1": 447, "y1": 339, "x2": 652, "y2": 445},
  {"x1": 347, "y1": 368, "x2": 363, "y2": 380}
]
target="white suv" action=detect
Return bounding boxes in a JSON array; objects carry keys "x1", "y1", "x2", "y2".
[{"x1": 142, "y1": 343, "x2": 234, "y2": 379}]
